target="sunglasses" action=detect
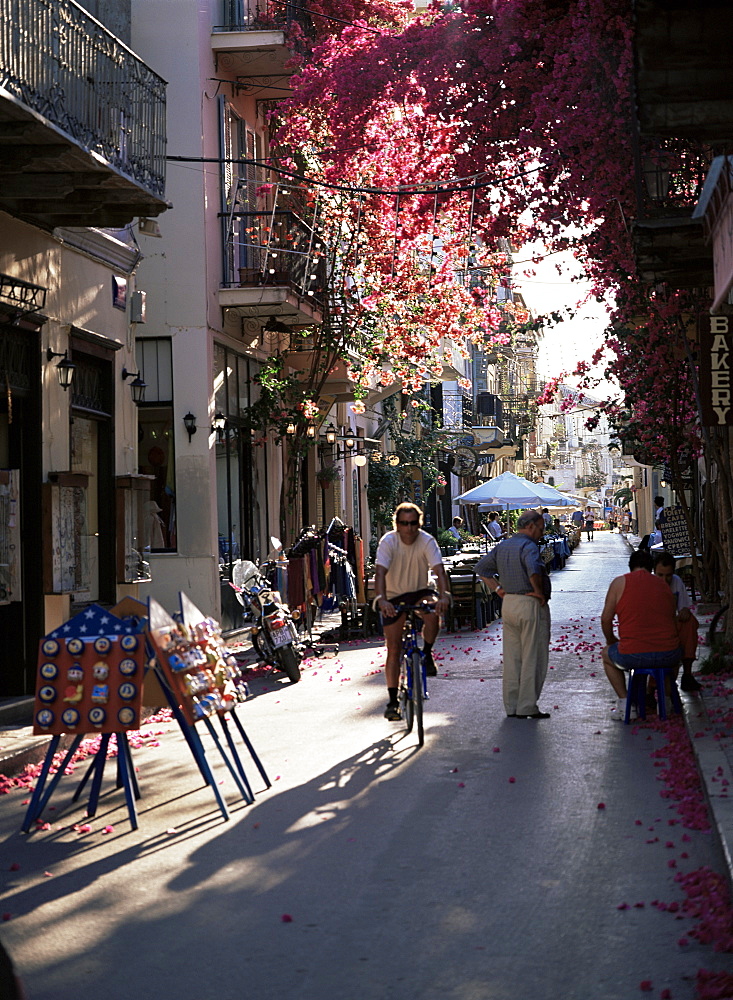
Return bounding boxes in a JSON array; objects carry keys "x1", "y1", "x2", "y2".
[{"x1": 397, "y1": 519, "x2": 419, "y2": 526}]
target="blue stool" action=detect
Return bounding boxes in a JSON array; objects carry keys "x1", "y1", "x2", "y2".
[{"x1": 625, "y1": 666, "x2": 682, "y2": 723}]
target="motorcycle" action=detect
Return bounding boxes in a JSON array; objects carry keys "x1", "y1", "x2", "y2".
[{"x1": 231, "y1": 540, "x2": 303, "y2": 684}]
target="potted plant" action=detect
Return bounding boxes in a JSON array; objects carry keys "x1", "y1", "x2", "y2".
[{"x1": 317, "y1": 463, "x2": 342, "y2": 490}]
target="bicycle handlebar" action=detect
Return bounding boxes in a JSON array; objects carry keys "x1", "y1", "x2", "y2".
[{"x1": 390, "y1": 602, "x2": 437, "y2": 614}]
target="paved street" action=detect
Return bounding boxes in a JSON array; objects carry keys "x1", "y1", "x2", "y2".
[{"x1": 1, "y1": 531, "x2": 733, "y2": 999}]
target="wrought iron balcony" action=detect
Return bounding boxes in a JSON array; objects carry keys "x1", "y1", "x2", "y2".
[
  {"x1": 212, "y1": 0, "x2": 312, "y2": 93},
  {"x1": 0, "y1": 0, "x2": 167, "y2": 230},
  {"x1": 219, "y1": 209, "x2": 325, "y2": 326}
]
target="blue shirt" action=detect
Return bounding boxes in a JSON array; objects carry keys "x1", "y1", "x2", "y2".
[{"x1": 475, "y1": 534, "x2": 549, "y2": 597}]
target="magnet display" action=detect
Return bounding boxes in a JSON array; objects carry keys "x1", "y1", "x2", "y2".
[{"x1": 33, "y1": 612, "x2": 145, "y2": 736}]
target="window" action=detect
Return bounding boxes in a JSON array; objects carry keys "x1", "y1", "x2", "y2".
[
  {"x1": 136, "y1": 339, "x2": 176, "y2": 551},
  {"x1": 214, "y1": 343, "x2": 264, "y2": 573}
]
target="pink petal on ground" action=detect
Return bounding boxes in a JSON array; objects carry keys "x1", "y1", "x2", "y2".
[
  {"x1": 639, "y1": 981, "x2": 653, "y2": 992},
  {"x1": 508, "y1": 777, "x2": 516, "y2": 783},
  {"x1": 2, "y1": 914, "x2": 11, "y2": 921},
  {"x1": 281, "y1": 913, "x2": 293, "y2": 923},
  {"x1": 457, "y1": 782, "x2": 465, "y2": 788},
  {"x1": 597, "y1": 803, "x2": 606, "y2": 810},
  {"x1": 8, "y1": 863, "x2": 20, "y2": 872},
  {"x1": 493, "y1": 747, "x2": 500, "y2": 753},
  {"x1": 617, "y1": 902, "x2": 629, "y2": 910},
  {"x1": 103, "y1": 826, "x2": 115, "y2": 834},
  {"x1": 43, "y1": 871, "x2": 53, "y2": 877}
]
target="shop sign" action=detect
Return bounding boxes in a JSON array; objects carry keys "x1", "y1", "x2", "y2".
[
  {"x1": 660, "y1": 505, "x2": 689, "y2": 556},
  {"x1": 698, "y1": 315, "x2": 733, "y2": 426}
]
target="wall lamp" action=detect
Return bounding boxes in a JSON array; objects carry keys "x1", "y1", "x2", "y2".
[
  {"x1": 183, "y1": 412, "x2": 197, "y2": 442},
  {"x1": 46, "y1": 348, "x2": 76, "y2": 390},
  {"x1": 211, "y1": 412, "x2": 227, "y2": 443},
  {"x1": 121, "y1": 366, "x2": 146, "y2": 404}
]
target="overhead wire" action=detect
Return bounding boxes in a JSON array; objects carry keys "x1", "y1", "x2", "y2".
[{"x1": 165, "y1": 154, "x2": 543, "y2": 196}]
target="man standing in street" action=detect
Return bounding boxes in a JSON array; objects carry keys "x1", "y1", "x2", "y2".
[
  {"x1": 373, "y1": 503, "x2": 451, "y2": 721},
  {"x1": 600, "y1": 549, "x2": 681, "y2": 719},
  {"x1": 475, "y1": 510, "x2": 551, "y2": 719}
]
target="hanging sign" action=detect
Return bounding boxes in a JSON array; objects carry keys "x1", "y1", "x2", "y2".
[{"x1": 699, "y1": 314, "x2": 733, "y2": 426}]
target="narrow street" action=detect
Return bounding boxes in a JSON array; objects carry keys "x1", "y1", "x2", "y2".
[{"x1": 1, "y1": 531, "x2": 731, "y2": 1000}]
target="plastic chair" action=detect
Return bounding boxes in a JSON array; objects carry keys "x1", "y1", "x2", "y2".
[{"x1": 624, "y1": 665, "x2": 682, "y2": 723}]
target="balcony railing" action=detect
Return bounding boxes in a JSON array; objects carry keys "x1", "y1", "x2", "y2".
[
  {"x1": 216, "y1": 0, "x2": 312, "y2": 33},
  {"x1": 223, "y1": 210, "x2": 325, "y2": 307},
  {"x1": 0, "y1": 0, "x2": 166, "y2": 199}
]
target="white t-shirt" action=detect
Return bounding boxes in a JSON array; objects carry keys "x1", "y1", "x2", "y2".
[
  {"x1": 670, "y1": 574, "x2": 691, "y2": 611},
  {"x1": 375, "y1": 529, "x2": 442, "y2": 599}
]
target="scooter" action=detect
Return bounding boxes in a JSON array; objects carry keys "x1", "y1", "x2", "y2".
[{"x1": 231, "y1": 539, "x2": 303, "y2": 684}]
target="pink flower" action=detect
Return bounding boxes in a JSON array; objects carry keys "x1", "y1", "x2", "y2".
[{"x1": 281, "y1": 913, "x2": 294, "y2": 923}]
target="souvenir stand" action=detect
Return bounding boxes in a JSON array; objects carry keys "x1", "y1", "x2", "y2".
[
  {"x1": 146, "y1": 594, "x2": 270, "y2": 822},
  {"x1": 22, "y1": 604, "x2": 147, "y2": 832}
]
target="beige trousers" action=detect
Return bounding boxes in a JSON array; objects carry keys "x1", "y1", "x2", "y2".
[{"x1": 501, "y1": 594, "x2": 551, "y2": 716}]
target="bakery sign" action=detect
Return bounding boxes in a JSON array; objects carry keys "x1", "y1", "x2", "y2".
[{"x1": 699, "y1": 314, "x2": 733, "y2": 426}]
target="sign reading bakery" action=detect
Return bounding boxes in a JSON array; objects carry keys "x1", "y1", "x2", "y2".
[{"x1": 699, "y1": 314, "x2": 733, "y2": 426}]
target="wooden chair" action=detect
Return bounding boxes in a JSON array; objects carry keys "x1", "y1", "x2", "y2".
[
  {"x1": 360, "y1": 575, "x2": 382, "y2": 637},
  {"x1": 446, "y1": 572, "x2": 478, "y2": 630}
]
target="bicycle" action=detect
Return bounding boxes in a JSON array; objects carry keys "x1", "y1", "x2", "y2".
[{"x1": 394, "y1": 602, "x2": 436, "y2": 747}]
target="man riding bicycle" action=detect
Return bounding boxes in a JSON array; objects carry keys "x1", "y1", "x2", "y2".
[{"x1": 373, "y1": 503, "x2": 451, "y2": 721}]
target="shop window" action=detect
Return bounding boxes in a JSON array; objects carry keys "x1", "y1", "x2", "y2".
[
  {"x1": 136, "y1": 339, "x2": 176, "y2": 551},
  {"x1": 213, "y1": 343, "x2": 263, "y2": 571}
]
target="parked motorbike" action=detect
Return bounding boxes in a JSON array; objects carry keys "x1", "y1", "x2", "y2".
[{"x1": 231, "y1": 541, "x2": 303, "y2": 683}]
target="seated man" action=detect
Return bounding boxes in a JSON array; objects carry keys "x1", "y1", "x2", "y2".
[
  {"x1": 448, "y1": 516, "x2": 464, "y2": 547},
  {"x1": 485, "y1": 511, "x2": 505, "y2": 541},
  {"x1": 653, "y1": 549, "x2": 701, "y2": 691},
  {"x1": 649, "y1": 520, "x2": 664, "y2": 547},
  {"x1": 600, "y1": 549, "x2": 681, "y2": 719}
]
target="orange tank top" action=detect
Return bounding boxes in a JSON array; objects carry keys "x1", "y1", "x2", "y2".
[{"x1": 616, "y1": 571, "x2": 678, "y2": 654}]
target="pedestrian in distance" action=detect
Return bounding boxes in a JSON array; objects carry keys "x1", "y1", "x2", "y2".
[
  {"x1": 373, "y1": 503, "x2": 451, "y2": 721},
  {"x1": 475, "y1": 510, "x2": 552, "y2": 719},
  {"x1": 584, "y1": 508, "x2": 595, "y2": 540},
  {"x1": 600, "y1": 548, "x2": 681, "y2": 720}
]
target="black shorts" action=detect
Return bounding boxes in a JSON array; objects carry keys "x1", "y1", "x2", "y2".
[{"x1": 380, "y1": 588, "x2": 438, "y2": 628}]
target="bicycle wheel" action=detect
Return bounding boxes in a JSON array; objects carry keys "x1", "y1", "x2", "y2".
[
  {"x1": 411, "y1": 650, "x2": 424, "y2": 746},
  {"x1": 400, "y1": 656, "x2": 414, "y2": 733}
]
